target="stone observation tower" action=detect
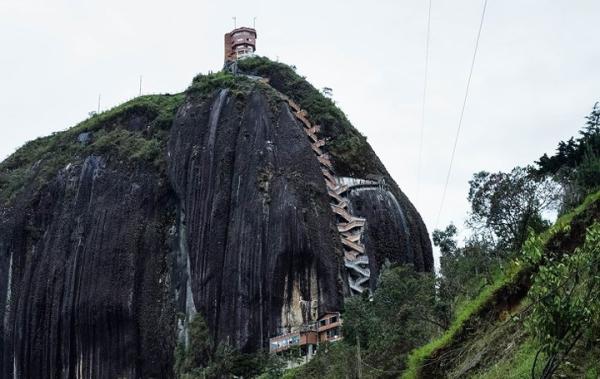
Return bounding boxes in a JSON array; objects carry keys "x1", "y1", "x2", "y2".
[{"x1": 224, "y1": 27, "x2": 257, "y2": 62}]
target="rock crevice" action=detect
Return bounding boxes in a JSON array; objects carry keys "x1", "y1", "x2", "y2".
[{"x1": 0, "y1": 72, "x2": 433, "y2": 377}]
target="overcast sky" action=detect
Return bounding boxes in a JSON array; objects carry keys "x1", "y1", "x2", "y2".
[{"x1": 1, "y1": 0, "x2": 599, "y2": 264}]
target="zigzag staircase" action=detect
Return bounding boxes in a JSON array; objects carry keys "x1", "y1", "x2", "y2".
[{"x1": 278, "y1": 94, "x2": 371, "y2": 295}]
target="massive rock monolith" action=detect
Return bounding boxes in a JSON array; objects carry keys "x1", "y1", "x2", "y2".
[{"x1": 0, "y1": 57, "x2": 432, "y2": 378}]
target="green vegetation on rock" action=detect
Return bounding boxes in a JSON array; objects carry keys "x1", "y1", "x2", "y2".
[
  {"x1": 525, "y1": 222, "x2": 600, "y2": 378},
  {"x1": 0, "y1": 94, "x2": 184, "y2": 204},
  {"x1": 188, "y1": 70, "x2": 254, "y2": 100},
  {"x1": 238, "y1": 56, "x2": 387, "y2": 178},
  {"x1": 1, "y1": 57, "x2": 389, "y2": 207}
]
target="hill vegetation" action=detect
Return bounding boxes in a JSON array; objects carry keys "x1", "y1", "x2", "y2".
[
  {"x1": 1, "y1": 56, "x2": 597, "y2": 378},
  {"x1": 277, "y1": 101, "x2": 600, "y2": 379}
]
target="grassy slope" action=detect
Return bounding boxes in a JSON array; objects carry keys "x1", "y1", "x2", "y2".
[{"x1": 403, "y1": 190, "x2": 600, "y2": 379}]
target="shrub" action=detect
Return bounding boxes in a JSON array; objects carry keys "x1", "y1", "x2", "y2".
[{"x1": 526, "y1": 223, "x2": 600, "y2": 379}]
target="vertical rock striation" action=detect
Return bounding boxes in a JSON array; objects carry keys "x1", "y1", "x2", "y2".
[
  {"x1": 168, "y1": 89, "x2": 343, "y2": 352},
  {"x1": 0, "y1": 156, "x2": 176, "y2": 378},
  {"x1": 0, "y1": 61, "x2": 433, "y2": 377}
]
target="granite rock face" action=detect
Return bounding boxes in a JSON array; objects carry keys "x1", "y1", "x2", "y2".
[
  {"x1": 168, "y1": 89, "x2": 343, "y2": 353},
  {"x1": 0, "y1": 69, "x2": 432, "y2": 377},
  {"x1": 0, "y1": 156, "x2": 176, "y2": 378},
  {"x1": 347, "y1": 183, "x2": 433, "y2": 283}
]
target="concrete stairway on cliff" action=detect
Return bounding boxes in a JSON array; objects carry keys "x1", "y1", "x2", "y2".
[
  {"x1": 279, "y1": 94, "x2": 372, "y2": 295},
  {"x1": 239, "y1": 73, "x2": 374, "y2": 294}
]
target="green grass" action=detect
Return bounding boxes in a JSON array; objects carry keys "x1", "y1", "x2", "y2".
[
  {"x1": 473, "y1": 339, "x2": 541, "y2": 379},
  {"x1": 188, "y1": 70, "x2": 254, "y2": 100},
  {"x1": 402, "y1": 279, "x2": 510, "y2": 379},
  {"x1": 402, "y1": 189, "x2": 600, "y2": 379}
]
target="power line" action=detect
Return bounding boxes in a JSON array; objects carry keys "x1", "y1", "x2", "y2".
[
  {"x1": 435, "y1": 0, "x2": 489, "y2": 228},
  {"x1": 416, "y1": 0, "x2": 433, "y2": 206}
]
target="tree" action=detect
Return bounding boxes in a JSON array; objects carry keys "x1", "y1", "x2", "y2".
[
  {"x1": 293, "y1": 265, "x2": 440, "y2": 378},
  {"x1": 175, "y1": 314, "x2": 214, "y2": 378},
  {"x1": 526, "y1": 223, "x2": 600, "y2": 379},
  {"x1": 342, "y1": 265, "x2": 441, "y2": 376},
  {"x1": 433, "y1": 224, "x2": 498, "y2": 323},
  {"x1": 175, "y1": 313, "x2": 286, "y2": 379},
  {"x1": 321, "y1": 87, "x2": 333, "y2": 98},
  {"x1": 467, "y1": 166, "x2": 561, "y2": 253},
  {"x1": 536, "y1": 102, "x2": 600, "y2": 208},
  {"x1": 432, "y1": 223, "x2": 458, "y2": 257}
]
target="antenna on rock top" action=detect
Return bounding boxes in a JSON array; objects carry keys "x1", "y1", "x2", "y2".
[
  {"x1": 232, "y1": 16, "x2": 237, "y2": 29},
  {"x1": 253, "y1": 16, "x2": 257, "y2": 29}
]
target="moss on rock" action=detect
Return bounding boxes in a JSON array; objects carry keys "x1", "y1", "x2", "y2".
[
  {"x1": 237, "y1": 56, "x2": 388, "y2": 178},
  {"x1": 0, "y1": 94, "x2": 184, "y2": 204}
]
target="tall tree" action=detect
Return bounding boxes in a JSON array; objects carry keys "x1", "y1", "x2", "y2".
[
  {"x1": 536, "y1": 102, "x2": 600, "y2": 208},
  {"x1": 467, "y1": 166, "x2": 561, "y2": 253}
]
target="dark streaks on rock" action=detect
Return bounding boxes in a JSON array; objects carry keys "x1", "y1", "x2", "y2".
[
  {"x1": 0, "y1": 72, "x2": 433, "y2": 377},
  {"x1": 168, "y1": 89, "x2": 342, "y2": 353},
  {"x1": 1, "y1": 156, "x2": 176, "y2": 378}
]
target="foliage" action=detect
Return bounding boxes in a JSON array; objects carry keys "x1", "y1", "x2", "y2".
[
  {"x1": 431, "y1": 166, "x2": 560, "y2": 329},
  {"x1": 288, "y1": 265, "x2": 440, "y2": 379},
  {"x1": 402, "y1": 278, "x2": 508, "y2": 379},
  {"x1": 525, "y1": 223, "x2": 600, "y2": 379},
  {"x1": 536, "y1": 102, "x2": 600, "y2": 209},
  {"x1": 403, "y1": 190, "x2": 600, "y2": 379},
  {"x1": 404, "y1": 104, "x2": 600, "y2": 378},
  {"x1": 91, "y1": 129, "x2": 163, "y2": 164},
  {"x1": 472, "y1": 340, "x2": 543, "y2": 379},
  {"x1": 175, "y1": 315, "x2": 214, "y2": 376},
  {"x1": 467, "y1": 166, "x2": 561, "y2": 253},
  {"x1": 175, "y1": 314, "x2": 286, "y2": 379},
  {"x1": 0, "y1": 93, "x2": 184, "y2": 204},
  {"x1": 349, "y1": 265, "x2": 440, "y2": 371},
  {"x1": 432, "y1": 223, "x2": 458, "y2": 256},
  {"x1": 237, "y1": 56, "x2": 385, "y2": 178},
  {"x1": 285, "y1": 342, "x2": 357, "y2": 379},
  {"x1": 236, "y1": 57, "x2": 347, "y2": 127},
  {"x1": 433, "y1": 224, "x2": 501, "y2": 326},
  {"x1": 188, "y1": 71, "x2": 254, "y2": 99},
  {"x1": 431, "y1": 166, "x2": 561, "y2": 329}
]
